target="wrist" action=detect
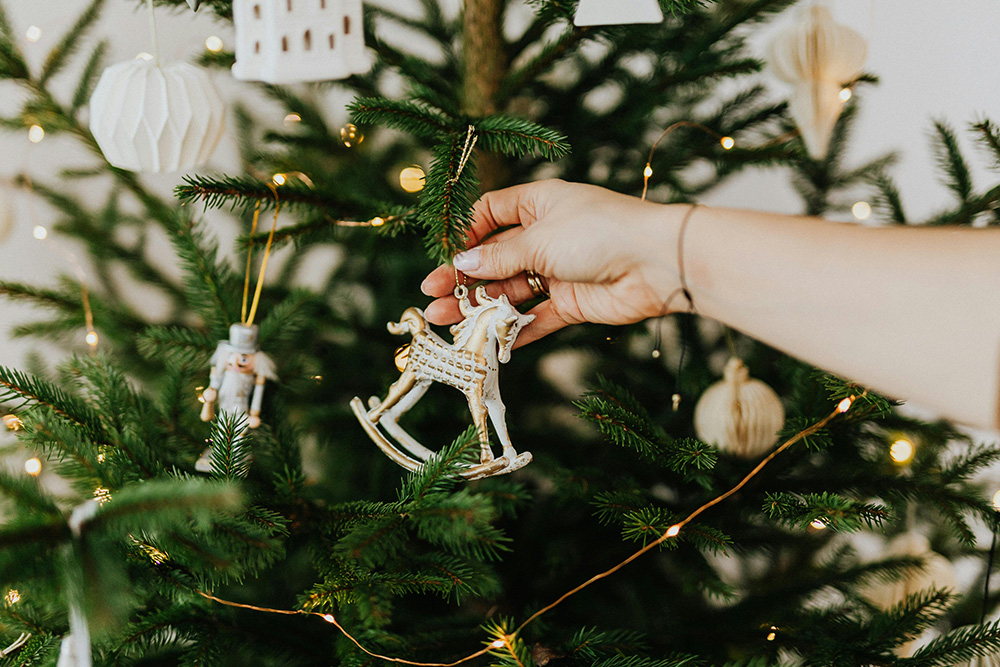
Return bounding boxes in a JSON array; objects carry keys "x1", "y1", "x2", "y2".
[{"x1": 634, "y1": 202, "x2": 694, "y2": 316}]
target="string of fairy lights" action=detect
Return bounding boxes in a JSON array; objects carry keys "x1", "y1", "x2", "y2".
[{"x1": 0, "y1": 15, "x2": 993, "y2": 663}]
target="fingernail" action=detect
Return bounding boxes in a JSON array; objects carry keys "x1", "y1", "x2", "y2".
[
  {"x1": 453, "y1": 247, "x2": 481, "y2": 272},
  {"x1": 420, "y1": 275, "x2": 433, "y2": 295}
]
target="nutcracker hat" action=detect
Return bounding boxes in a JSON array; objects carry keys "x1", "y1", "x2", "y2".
[{"x1": 228, "y1": 324, "x2": 260, "y2": 354}]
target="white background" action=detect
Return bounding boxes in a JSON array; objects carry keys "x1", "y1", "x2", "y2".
[{"x1": 1, "y1": 0, "x2": 999, "y2": 402}]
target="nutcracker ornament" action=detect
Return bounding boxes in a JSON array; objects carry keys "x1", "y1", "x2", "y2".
[
  {"x1": 352, "y1": 285, "x2": 534, "y2": 481},
  {"x1": 196, "y1": 324, "x2": 277, "y2": 472}
]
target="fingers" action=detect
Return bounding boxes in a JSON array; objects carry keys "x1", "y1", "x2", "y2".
[
  {"x1": 453, "y1": 235, "x2": 533, "y2": 281},
  {"x1": 424, "y1": 271, "x2": 542, "y2": 326},
  {"x1": 465, "y1": 181, "x2": 547, "y2": 247},
  {"x1": 421, "y1": 228, "x2": 524, "y2": 298}
]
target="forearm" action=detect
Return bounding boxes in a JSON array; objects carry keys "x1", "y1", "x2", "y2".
[{"x1": 655, "y1": 206, "x2": 1000, "y2": 430}]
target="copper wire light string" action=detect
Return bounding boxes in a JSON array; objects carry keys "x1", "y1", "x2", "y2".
[{"x1": 198, "y1": 395, "x2": 862, "y2": 665}]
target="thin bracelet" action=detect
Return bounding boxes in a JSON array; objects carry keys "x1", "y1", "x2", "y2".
[{"x1": 662, "y1": 203, "x2": 699, "y2": 314}]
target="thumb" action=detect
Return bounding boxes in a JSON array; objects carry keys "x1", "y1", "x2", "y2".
[{"x1": 453, "y1": 236, "x2": 531, "y2": 280}]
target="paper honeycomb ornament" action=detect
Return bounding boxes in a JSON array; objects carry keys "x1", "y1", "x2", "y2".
[
  {"x1": 865, "y1": 531, "x2": 956, "y2": 610},
  {"x1": 232, "y1": 0, "x2": 371, "y2": 84},
  {"x1": 574, "y1": 0, "x2": 663, "y2": 27},
  {"x1": 959, "y1": 649, "x2": 1000, "y2": 667},
  {"x1": 89, "y1": 59, "x2": 226, "y2": 174},
  {"x1": 694, "y1": 357, "x2": 785, "y2": 458},
  {"x1": 766, "y1": 5, "x2": 867, "y2": 159}
]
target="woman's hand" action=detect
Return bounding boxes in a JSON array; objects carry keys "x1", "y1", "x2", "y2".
[{"x1": 420, "y1": 180, "x2": 685, "y2": 346}]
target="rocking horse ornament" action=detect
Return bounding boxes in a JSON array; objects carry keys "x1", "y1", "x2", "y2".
[{"x1": 352, "y1": 285, "x2": 535, "y2": 480}]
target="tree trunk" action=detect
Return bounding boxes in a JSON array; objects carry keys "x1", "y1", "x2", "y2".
[{"x1": 463, "y1": 0, "x2": 509, "y2": 192}]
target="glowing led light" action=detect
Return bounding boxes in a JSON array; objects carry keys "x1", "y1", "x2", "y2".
[
  {"x1": 94, "y1": 487, "x2": 112, "y2": 504},
  {"x1": 205, "y1": 35, "x2": 224, "y2": 52},
  {"x1": 136, "y1": 52, "x2": 154, "y2": 61},
  {"x1": 272, "y1": 173, "x2": 287, "y2": 186},
  {"x1": 839, "y1": 88, "x2": 853, "y2": 102},
  {"x1": 766, "y1": 626, "x2": 777, "y2": 641},
  {"x1": 651, "y1": 349, "x2": 661, "y2": 359},
  {"x1": 2, "y1": 415, "x2": 23, "y2": 431},
  {"x1": 321, "y1": 614, "x2": 336, "y2": 624},
  {"x1": 671, "y1": 394, "x2": 681, "y2": 411},
  {"x1": 28, "y1": 124, "x2": 44, "y2": 143},
  {"x1": 490, "y1": 639, "x2": 505, "y2": 648},
  {"x1": 643, "y1": 165, "x2": 654, "y2": 178},
  {"x1": 97, "y1": 452, "x2": 106, "y2": 463},
  {"x1": 836, "y1": 397, "x2": 854, "y2": 413},
  {"x1": 32, "y1": 225, "x2": 48, "y2": 240},
  {"x1": 399, "y1": 166, "x2": 426, "y2": 193},
  {"x1": 369, "y1": 216, "x2": 385, "y2": 227},
  {"x1": 720, "y1": 136, "x2": 735, "y2": 150},
  {"x1": 665, "y1": 524, "x2": 681, "y2": 538},
  {"x1": 5, "y1": 590, "x2": 20, "y2": 605},
  {"x1": 810, "y1": 519, "x2": 826, "y2": 530},
  {"x1": 852, "y1": 201, "x2": 872, "y2": 221},
  {"x1": 25, "y1": 26, "x2": 41, "y2": 42},
  {"x1": 85, "y1": 330, "x2": 99, "y2": 348},
  {"x1": 24, "y1": 458, "x2": 41, "y2": 476},
  {"x1": 284, "y1": 113, "x2": 302, "y2": 125},
  {"x1": 890, "y1": 438, "x2": 914, "y2": 464},
  {"x1": 993, "y1": 489, "x2": 1000, "y2": 511},
  {"x1": 311, "y1": 375, "x2": 323, "y2": 381}
]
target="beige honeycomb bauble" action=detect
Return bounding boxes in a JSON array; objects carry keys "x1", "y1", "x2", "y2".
[
  {"x1": 958, "y1": 650, "x2": 1000, "y2": 667},
  {"x1": 766, "y1": 5, "x2": 867, "y2": 159},
  {"x1": 694, "y1": 357, "x2": 785, "y2": 458},
  {"x1": 89, "y1": 59, "x2": 225, "y2": 174},
  {"x1": 864, "y1": 531, "x2": 956, "y2": 610}
]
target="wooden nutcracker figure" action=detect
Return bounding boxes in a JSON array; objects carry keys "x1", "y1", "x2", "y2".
[{"x1": 196, "y1": 323, "x2": 277, "y2": 472}]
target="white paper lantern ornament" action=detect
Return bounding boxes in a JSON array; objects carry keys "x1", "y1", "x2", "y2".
[
  {"x1": 693, "y1": 357, "x2": 785, "y2": 458},
  {"x1": 765, "y1": 5, "x2": 867, "y2": 159},
  {"x1": 89, "y1": 2, "x2": 225, "y2": 174},
  {"x1": 574, "y1": 0, "x2": 664, "y2": 27},
  {"x1": 865, "y1": 531, "x2": 956, "y2": 610},
  {"x1": 232, "y1": 0, "x2": 371, "y2": 84}
]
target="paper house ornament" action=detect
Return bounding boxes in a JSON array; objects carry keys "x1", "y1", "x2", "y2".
[
  {"x1": 89, "y1": 59, "x2": 226, "y2": 174},
  {"x1": 232, "y1": 0, "x2": 370, "y2": 84},
  {"x1": 574, "y1": 0, "x2": 663, "y2": 27}
]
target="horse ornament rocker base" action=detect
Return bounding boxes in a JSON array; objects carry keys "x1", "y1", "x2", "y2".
[{"x1": 352, "y1": 285, "x2": 535, "y2": 481}]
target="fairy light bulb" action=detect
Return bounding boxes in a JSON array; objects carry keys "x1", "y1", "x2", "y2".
[
  {"x1": 23, "y1": 457, "x2": 41, "y2": 476},
  {"x1": 25, "y1": 26, "x2": 41, "y2": 42},
  {"x1": 398, "y1": 166, "x2": 426, "y2": 193},
  {"x1": 284, "y1": 113, "x2": 301, "y2": 126},
  {"x1": 272, "y1": 173, "x2": 287, "y2": 186},
  {"x1": 2, "y1": 414, "x2": 23, "y2": 431},
  {"x1": 28, "y1": 124, "x2": 44, "y2": 143},
  {"x1": 205, "y1": 35, "x2": 224, "y2": 52},
  {"x1": 852, "y1": 201, "x2": 872, "y2": 221},
  {"x1": 665, "y1": 524, "x2": 681, "y2": 538},
  {"x1": 85, "y1": 330, "x2": 99, "y2": 348},
  {"x1": 810, "y1": 519, "x2": 826, "y2": 530},
  {"x1": 5, "y1": 590, "x2": 20, "y2": 605},
  {"x1": 889, "y1": 438, "x2": 914, "y2": 464},
  {"x1": 766, "y1": 626, "x2": 778, "y2": 641},
  {"x1": 720, "y1": 136, "x2": 735, "y2": 150},
  {"x1": 490, "y1": 639, "x2": 505, "y2": 648},
  {"x1": 643, "y1": 165, "x2": 654, "y2": 178},
  {"x1": 339, "y1": 123, "x2": 363, "y2": 148},
  {"x1": 32, "y1": 225, "x2": 47, "y2": 240},
  {"x1": 94, "y1": 487, "x2": 112, "y2": 504},
  {"x1": 992, "y1": 489, "x2": 1000, "y2": 511},
  {"x1": 839, "y1": 88, "x2": 853, "y2": 102},
  {"x1": 837, "y1": 396, "x2": 854, "y2": 413},
  {"x1": 321, "y1": 614, "x2": 335, "y2": 624}
]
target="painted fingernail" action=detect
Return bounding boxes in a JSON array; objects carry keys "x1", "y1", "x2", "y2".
[
  {"x1": 452, "y1": 247, "x2": 481, "y2": 272},
  {"x1": 420, "y1": 275, "x2": 433, "y2": 295}
]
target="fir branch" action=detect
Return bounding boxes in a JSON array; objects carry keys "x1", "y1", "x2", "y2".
[
  {"x1": 70, "y1": 40, "x2": 108, "y2": 113},
  {"x1": 418, "y1": 133, "x2": 481, "y2": 262},
  {"x1": 0, "y1": 468, "x2": 61, "y2": 515},
  {"x1": 348, "y1": 97, "x2": 454, "y2": 140},
  {"x1": 973, "y1": 119, "x2": 1000, "y2": 167},
  {"x1": 137, "y1": 326, "x2": 216, "y2": 368},
  {"x1": 38, "y1": 0, "x2": 105, "y2": 86},
  {"x1": 477, "y1": 115, "x2": 571, "y2": 161},
  {"x1": 932, "y1": 120, "x2": 974, "y2": 203},
  {"x1": 208, "y1": 413, "x2": 252, "y2": 481},
  {"x1": 906, "y1": 620, "x2": 1000, "y2": 667},
  {"x1": 763, "y1": 492, "x2": 890, "y2": 532},
  {"x1": 0, "y1": 366, "x2": 104, "y2": 437}
]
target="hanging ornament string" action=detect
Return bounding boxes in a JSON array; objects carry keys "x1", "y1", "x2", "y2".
[
  {"x1": 447, "y1": 125, "x2": 478, "y2": 186},
  {"x1": 196, "y1": 393, "x2": 863, "y2": 664},
  {"x1": 144, "y1": 0, "x2": 160, "y2": 66},
  {"x1": 241, "y1": 201, "x2": 263, "y2": 325},
  {"x1": 984, "y1": 512, "x2": 999, "y2": 624},
  {"x1": 244, "y1": 183, "x2": 281, "y2": 326},
  {"x1": 0, "y1": 633, "x2": 30, "y2": 658}
]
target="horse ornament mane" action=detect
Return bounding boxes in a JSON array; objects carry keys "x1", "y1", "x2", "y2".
[{"x1": 351, "y1": 284, "x2": 535, "y2": 480}]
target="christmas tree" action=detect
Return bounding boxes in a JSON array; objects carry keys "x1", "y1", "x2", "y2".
[{"x1": 2, "y1": 1, "x2": 1000, "y2": 665}]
